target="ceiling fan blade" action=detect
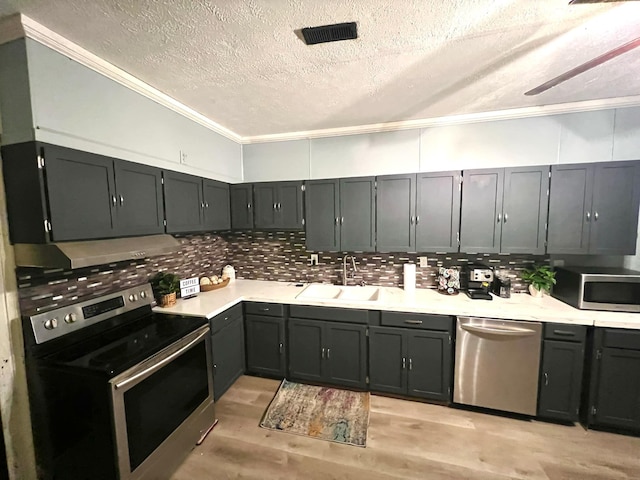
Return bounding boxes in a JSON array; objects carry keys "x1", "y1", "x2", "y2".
[{"x1": 525, "y1": 36, "x2": 640, "y2": 96}]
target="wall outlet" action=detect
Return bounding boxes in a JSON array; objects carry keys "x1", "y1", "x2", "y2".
[
  {"x1": 419, "y1": 256, "x2": 428, "y2": 268},
  {"x1": 310, "y1": 254, "x2": 319, "y2": 266},
  {"x1": 552, "y1": 259, "x2": 565, "y2": 267},
  {"x1": 179, "y1": 150, "x2": 187, "y2": 164}
]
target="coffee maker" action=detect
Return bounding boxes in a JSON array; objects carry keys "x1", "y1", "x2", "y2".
[{"x1": 462, "y1": 265, "x2": 494, "y2": 300}]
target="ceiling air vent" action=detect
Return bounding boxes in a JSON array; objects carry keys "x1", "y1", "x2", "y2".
[{"x1": 301, "y1": 22, "x2": 358, "y2": 45}]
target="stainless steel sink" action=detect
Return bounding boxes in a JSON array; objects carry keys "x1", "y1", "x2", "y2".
[{"x1": 296, "y1": 284, "x2": 381, "y2": 303}]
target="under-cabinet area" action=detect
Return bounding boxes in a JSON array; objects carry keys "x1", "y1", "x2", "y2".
[{"x1": 174, "y1": 281, "x2": 640, "y2": 436}]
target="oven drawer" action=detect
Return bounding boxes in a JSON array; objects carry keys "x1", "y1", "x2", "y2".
[
  {"x1": 244, "y1": 302, "x2": 284, "y2": 317},
  {"x1": 210, "y1": 303, "x2": 243, "y2": 334},
  {"x1": 381, "y1": 311, "x2": 453, "y2": 331}
]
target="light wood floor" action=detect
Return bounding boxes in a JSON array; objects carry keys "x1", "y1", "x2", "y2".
[{"x1": 171, "y1": 376, "x2": 640, "y2": 479}]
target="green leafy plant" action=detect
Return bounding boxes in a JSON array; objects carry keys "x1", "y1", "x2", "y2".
[
  {"x1": 150, "y1": 272, "x2": 180, "y2": 296},
  {"x1": 521, "y1": 265, "x2": 556, "y2": 293}
]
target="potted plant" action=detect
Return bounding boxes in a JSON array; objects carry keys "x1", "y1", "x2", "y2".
[
  {"x1": 521, "y1": 265, "x2": 556, "y2": 298},
  {"x1": 150, "y1": 272, "x2": 180, "y2": 307}
]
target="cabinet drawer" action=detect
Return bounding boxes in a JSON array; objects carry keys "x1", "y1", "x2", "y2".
[
  {"x1": 210, "y1": 303, "x2": 243, "y2": 334},
  {"x1": 289, "y1": 305, "x2": 369, "y2": 324},
  {"x1": 244, "y1": 302, "x2": 284, "y2": 317},
  {"x1": 544, "y1": 323, "x2": 586, "y2": 343},
  {"x1": 381, "y1": 311, "x2": 453, "y2": 332},
  {"x1": 602, "y1": 329, "x2": 640, "y2": 350}
]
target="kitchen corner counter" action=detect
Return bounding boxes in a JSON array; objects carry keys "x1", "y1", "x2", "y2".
[{"x1": 153, "y1": 279, "x2": 640, "y2": 329}]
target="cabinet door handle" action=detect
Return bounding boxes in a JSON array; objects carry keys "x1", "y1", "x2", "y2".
[
  {"x1": 416, "y1": 215, "x2": 420, "y2": 225},
  {"x1": 112, "y1": 195, "x2": 117, "y2": 206},
  {"x1": 119, "y1": 195, "x2": 124, "y2": 206},
  {"x1": 327, "y1": 348, "x2": 330, "y2": 359},
  {"x1": 279, "y1": 343, "x2": 283, "y2": 354},
  {"x1": 321, "y1": 347, "x2": 325, "y2": 359},
  {"x1": 201, "y1": 202, "x2": 205, "y2": 209},
  {"x1": 273, "y1": 203, "x2": 277, "y2": 210},
  {"x1": 410, "y1": 216, "x2": 415, "y2": 225},
  {"x1": 586, "y1": 211, "x2": 591, "y2": 222},
  {"x1": 553, "y1": 330, "x2": 576, "y2": 337},
  {"x1": 503, "y1": 213, "x2": 508, "y2": 223},
  {"x1": 409, "y1": 358, "x2": 413, "y2": 371},
  {"x1": 341, "y1": 217, "x2": 344, "y2": 224},
  {"x1": 335, "y1": 217, "x2": 339, "y2": 225},
  {"x1": 259, "y1": 307, "x2": 270, "y2": 312},
  {"x1": 277, "y1": 202, "x2": 282, "y2": 210},
  {"x1": 544, "y1": 372, "x2": 549, "y2": 386},
  {"x1": 497, "y1": 213, "x2": 502, "y2": 223},
  {"x1": 594, "y1": 211, "x2": 599, "y2": 221},
  {"x1": 404, "y1": 320, "x2": 423, "y2": 325},
  {"x1": 247, "y1": 203, "x2": 251, "y2": 210},
  {"x1": 205, "y1": 202, "x2": 209, "y2": 208}
]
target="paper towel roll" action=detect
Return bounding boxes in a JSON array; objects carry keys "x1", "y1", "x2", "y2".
[{"x1": 403, "y1": 263, "x2": 416, "y2": 291}]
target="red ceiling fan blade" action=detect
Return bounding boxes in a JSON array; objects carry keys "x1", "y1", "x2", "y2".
[{"x1": 525, "y1": 36, "x2": 640, "y2": 96}]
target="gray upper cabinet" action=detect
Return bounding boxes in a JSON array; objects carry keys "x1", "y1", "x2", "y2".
[
  {"x1": 253, "y1": 181, "x2": 303, "y2": 230},
  {"x1": 165, "y1": 172, "x2": 231, "y2": 234},
  {"x1": 416, "y1": 171, "x2": 461, "y2": 253},
  {"x1": 163, "y1": 171, "x2": 204, "y2": 234},
  {"x1": 377, "y1": 174, "x2": 416, "y2": 252},
  {"x1": 305, "y1": 179, "x2": 340, "y2": 251},
  {"x1": 1, "y1": 142, "x2": 164, "y2": 243},
  {"x1": 203, "y1": 179, "x2": 230, "y2": 231},
  {"x1": 339, "y1": 177, "x2": 376, "y2": 252},
  {"x1": 305, "y1": 177, "x2": 375, "y2": 252},
  {"x1": 460, "y1": 166, "x2": 549, "y2": 254},
  {"x1": 548, "y1": 161, "x2": 640, "y2": 255},
  {"x1": 460, "y1": 169, "x2": 504, "y2": 253},
  {"x1": 230, "y1": 184, "x2": 254, "y2": 230},
  {"x1": 113, "y1": 160, "x2": 165, "y2": 237}
]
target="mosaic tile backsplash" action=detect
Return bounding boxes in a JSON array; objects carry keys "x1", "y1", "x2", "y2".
[{"x1": 17, "y1": 230, "x2": 548, "y2": 314}]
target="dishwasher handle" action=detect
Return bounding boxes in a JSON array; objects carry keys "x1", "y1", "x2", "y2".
[{"x1": 460, "y1": 323, "x2": 538, "y2": 337}]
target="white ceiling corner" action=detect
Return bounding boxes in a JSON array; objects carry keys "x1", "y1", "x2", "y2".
[{"x1": 0, "y1": 0, "x2": 640, "y2": 143}]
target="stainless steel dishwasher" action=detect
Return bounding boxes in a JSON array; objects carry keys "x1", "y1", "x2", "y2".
[{"x1": 454, "y1": 317, "x2": 542, "y2": 416}]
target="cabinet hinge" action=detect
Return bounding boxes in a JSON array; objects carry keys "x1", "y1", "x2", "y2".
[
  {"x1": 161, "y1": 177, "x2": 164, "y2": 184},
  {"x1": 301, "y1": 184, "x2": 306, "y2": 192},
  {"x1": 459, "y1": 175, "x2": 463, "y2": 191},
  {"x1": 546, "y1": 189, "x2": 549, "y2": 197},
  {"x1": 548, "y1": 170, "x2": 551, "y2": 179},
  {"x1": 596, "y1": 349, "x2": 602, "y2": 360},
  {"x1": 448, "y1": 334, "x2": 452, "y2": 345},
  {"x1": 44, "y1": 219, "x2": 52, "y2": 233},
  {"x1": 456, "y1": 231, "x2": 460, "y2": 246},
  {"x1": 37, "y1": 155, "x2": 45, "y2": 169},
  {"x1": 302, "y1": 218, "x2": 305, "y2": 226},
  {"x1": 163, "y1": 219, "x2": 167, "y2": 227},
  {"x1": 591, "y1": 406, "x2": 597, "y2": 416},
  {"x1": 366, "y1": 328, "x2": 369, "y2": 337},
  {"x1": 448, "y1": 386, "x2": 451, "y2": 396},
  {"x1": 366, "y1": 375, "x2": 370, "y2": 384}
]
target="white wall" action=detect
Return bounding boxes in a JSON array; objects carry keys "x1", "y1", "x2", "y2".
[
  {"x1": 243, "y1": 140, "x2": 310, "y2": 182},
  {"x1": 0, "y1": 39, "x2": 242, "y2": 183}
]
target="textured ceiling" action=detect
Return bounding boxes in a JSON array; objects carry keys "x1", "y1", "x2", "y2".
[{"x1": 0, "y1": 0, "x2": 639, "y2": 138}]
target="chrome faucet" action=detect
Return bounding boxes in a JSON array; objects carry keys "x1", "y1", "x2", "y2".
[{"x1": 342, "y1": 255, "x2": 357, "y2": 285}]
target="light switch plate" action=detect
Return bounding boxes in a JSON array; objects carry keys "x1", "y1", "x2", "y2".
[{"x1": 419, "y1": 257, "x2": 428, "y2": 267}]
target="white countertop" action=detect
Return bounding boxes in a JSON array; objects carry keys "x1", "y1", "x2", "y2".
[{"x1": 153, "y1": 279, "x2": 640, "y2": 329}]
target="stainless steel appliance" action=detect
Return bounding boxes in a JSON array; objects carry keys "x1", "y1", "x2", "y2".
[
  {"x1": 462, "y1": 265, "x2": 494, "y2": 300},
  {"x1": 23, "y1": 284, "x2": 215, "y2": 480},
  {"x1": 454, "y1": 317, "x2": 542, "y2": 416},
  {"x1": 551, "y1": 266, "x2": 640, "y2": 313}
]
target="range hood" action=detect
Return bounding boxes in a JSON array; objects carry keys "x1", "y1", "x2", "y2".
[{"x1": 13, "y1": 234, "x2": 181, "y2": 269}]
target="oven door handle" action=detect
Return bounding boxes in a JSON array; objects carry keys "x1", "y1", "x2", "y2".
[{"x1": 114, "y1": 327, "x2": 209, "y2": 390}]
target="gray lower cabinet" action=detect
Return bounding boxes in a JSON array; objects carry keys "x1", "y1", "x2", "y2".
[
  {"x1": 586, "y1": 328, "x2": 640, "y2": 431},
  {"x1": 253, "y1": 181, "x2": 304, "y2": 230},
  {"x1": 230, "y1": 184, "x2": 254, "y2": 230},
  {"x1": 460, "y1": 166, "x2": 549, "y2": 254},
  {"x1": 245, "y1": 314, "x2": 286, "y2": 378},
  {"x1": 288, "y1": 318, "x2": 368, "y2": 389},
  {"x1": 548, "y1": 161, "x2": 640, "y2": 255},
  {"x1": 538, "y1": 324, "x2": 586, "y2": 422},
  {"x1": 376, "y1": 172, "x2": 462, "y2": 253},
  {"x1": 305, "y1": 177, "x2": 375, "y2": 252},
  {"x1": 370, "y1": 312, "x2": 453, "y2": 402},
  {"x1": 211, "y1": 307, "x2": 245, "y2": 402}
]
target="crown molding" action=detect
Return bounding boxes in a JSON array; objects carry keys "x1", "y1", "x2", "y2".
[
  {"x1": 241, "y1": 96, "x2": 640, "y2": 144},
  {"x1": 6, "y1": 14, "x2": 242, "y2": 143},
  {"x1": 3, "y1": 14, "x2": 640, "y2": 146}
]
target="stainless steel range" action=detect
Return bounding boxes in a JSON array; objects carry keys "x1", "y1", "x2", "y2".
[{"x1": 22, "y1": 284, "x2": 215, "y2": 480}]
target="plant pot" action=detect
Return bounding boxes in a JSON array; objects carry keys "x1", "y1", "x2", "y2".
[
  {"x1": 528, "y1": 285, "x2": 544, "y2": 298},
  {"x1": 158, "y1": 292, "x2": 177, "y2": 307}
]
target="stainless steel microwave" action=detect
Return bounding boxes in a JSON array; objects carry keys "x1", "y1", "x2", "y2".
[{"x1": 552, "y1": 266, "x2": 640, "y2": 313}]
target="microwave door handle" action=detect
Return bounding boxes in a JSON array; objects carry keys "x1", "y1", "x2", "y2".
[{"x1": 113, "y1": 327, "x2": 209, "y2": 390}]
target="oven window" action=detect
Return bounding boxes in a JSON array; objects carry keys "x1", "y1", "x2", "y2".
[
  {"x1": 584, "y1": 282, "x2": 640, "y2": 305},
  {"x1": 124, "y1": 340, "x2": 209, "y2": 471}
]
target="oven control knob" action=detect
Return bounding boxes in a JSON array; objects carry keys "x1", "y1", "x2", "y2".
[
  {"x1": 64, "y1": 313, "x2": 77, "y2": 324},
  {"x1": 129, "y1": 294, "x2": 139, "y2": 302},
  {"x1": 140, "y1": 291, "x2": 146, "y2": 299},
  {"x1": 44, "y1": 318, "x2": 58, "y2": 330}
]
